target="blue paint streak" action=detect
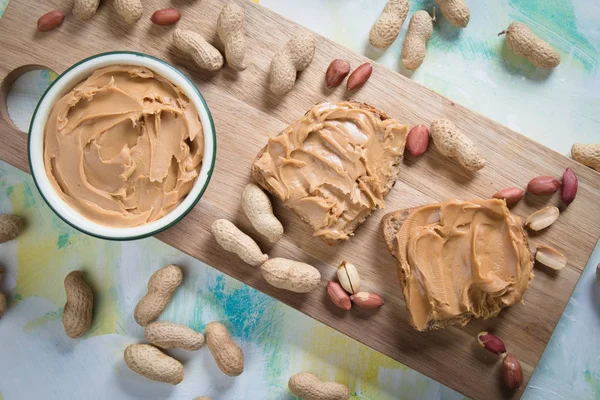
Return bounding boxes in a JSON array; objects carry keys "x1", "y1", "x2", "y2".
[{"x1": 56, "y1": 233, "x2": 69, "y2": 249}]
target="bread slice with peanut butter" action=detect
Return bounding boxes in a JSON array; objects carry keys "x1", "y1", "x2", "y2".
[
  {"x1": 252, "y1": 101, "x2": 408, "y2": 245},
  {"x1": 382, "y1": 199, "x2": 534, "y2": 331}
]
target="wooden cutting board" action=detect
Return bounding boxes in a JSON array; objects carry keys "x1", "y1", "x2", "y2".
[{"x1": 1, "y1": 1, "x2": 599, "y2": 398}]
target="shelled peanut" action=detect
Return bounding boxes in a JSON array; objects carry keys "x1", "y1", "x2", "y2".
[
  {"x1": 347, "y1": 63, "x2": 372, "y2": 90},
  {"x1": 475, "y1": 331, "x2": 522, "y2": 390},
  {"x1": 535, "y1": 245, "x2": 567, "y2": 271},
  {"x1": 527, "y1": 176, "x2": 560, "y2": 195},
  {"x1": 134, "y1": 264, "x2": 183, "y2": 326},
  {"x1": 327, "y1": 281, "x2": 351, "y2": 310},
  {"x1": 337, "y1": 261, "x2": 360, "y2": 294},
  {"x1": 476, "y1": 331, "x2": 506, "y2": 355},
  {"x1": 37, "y1": 10, "x2": 65, "y2": 32},
  {"x1": 151, "y1": 9, "x2": 181, "y2": 26},
  {"x1": 350, "y1": 292, "x2": 384, "y2": 309},
  {"x1": 405, "y1": 125, "x2": 430, "y2": 156},
  {"x1": 328, "y1": 261, "x2": 384, "y2": 310},
  {"x1": 561, "y1": 168, "x2": 578, "y2": 205},
  {"x1": 503, "y1": 353, "x2": 523, "y2": 390},
  {"x1": 525, "y1": 206, "x2": 559, "y2": 231},
  {"x1": 325, "y1": 59, "x2": 350, "y2": 88},
  {"x1": 492, "y1": 187, "x2": 524, "y2": 206}
]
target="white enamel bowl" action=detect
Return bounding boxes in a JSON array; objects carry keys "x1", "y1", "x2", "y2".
[{"x1": 28, "y1": 52, "x2": 216, "y2": 240}]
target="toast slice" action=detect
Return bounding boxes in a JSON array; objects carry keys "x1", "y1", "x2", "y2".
[
  {"x1": 252, "y1": 101, "x2": 408, "y2": 245},
  {"x1": 382, "y1": 207, "x2": 473, "y2": 330},
  {"x1": 382, "y1": 201, "x2": 534, "y2": 331}
]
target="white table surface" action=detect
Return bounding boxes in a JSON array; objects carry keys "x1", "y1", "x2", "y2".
[{"x1": 0, "y1": 0, "x2": 599, "y2": 399}]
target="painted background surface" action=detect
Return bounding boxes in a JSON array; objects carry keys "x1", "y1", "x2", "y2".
[{"x1": 0, "y1": 0, "x2": 599, "y2": 399}]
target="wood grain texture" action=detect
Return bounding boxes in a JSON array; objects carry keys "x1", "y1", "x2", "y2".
[{"x1": 0, "y1": 1, "x2": 599, "y2": 398}]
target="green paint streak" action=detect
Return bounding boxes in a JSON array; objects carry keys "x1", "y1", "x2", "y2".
[
  {"x1": 41, "y1": 69, "x2": 59, "y2": 83},
  {"x1": 191, "y1": 275, "x2": 288, "y2": 400},
  {"x1": 23, "y1": 309, "x2": 62, "y2": 332},
  {"x1": 508, "y1": 0, "x2": 598, "y2": 70},
  {"x1": 22, "y1": 185, "x2": 36, "y2": 208},
  {"x1": 0, "y1": 0, "x2": 8, "y2": 19},
  {"x1": 57, "y1": 233, "x2": 69, "y2": 249},
  {"x1": 425, "y1": 0, "x2": 598, "y2": 78},
  {"x1": 6, "y1": 183, "x2": 35, "y2": 210},
  {"x1": 585, "y1": 369, "x2": 599, "y2": 393}
]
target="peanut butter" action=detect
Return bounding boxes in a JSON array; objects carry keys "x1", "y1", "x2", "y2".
[
  {"x1": 396, "y1": 199, "x2": 533, "y2": 331},
  {"x1": 43, "y1": 65, "x2": 204, "y2": 228},
  {"x1": 253, "y1": 102, "x2": 408, "y2": 242}
]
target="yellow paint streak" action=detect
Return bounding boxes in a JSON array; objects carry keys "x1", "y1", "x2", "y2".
[
  {"x1": 297, "y1": 325, "x2": 408, "y2": 399},
  {"x1": 24, "y1": 310, "x2": 61, "y2": 331},
  {"x1": 12, "y1": 182, "x2": 118, "y2": 336},
  {"x1": 13, "y1": 183, "x2": 68, "y2": 306},
  {"x1": 91, "y1": 242, "x2": 120, "y2": 336}
]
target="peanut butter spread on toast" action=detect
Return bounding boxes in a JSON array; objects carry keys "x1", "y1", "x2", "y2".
[
  {"x1": 253, "y1": 102, "x2": 408, "y2": 242},
  {"x1": 396, "y1": 199, "x2": 533, "y2": 330}
]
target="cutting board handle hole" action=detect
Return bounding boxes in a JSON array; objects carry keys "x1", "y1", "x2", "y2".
[{"x1": 1, "y1": 65, "x2": 58, "y2": 133}]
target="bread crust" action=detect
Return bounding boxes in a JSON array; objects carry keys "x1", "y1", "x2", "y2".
[
  {"x1": 251, "y1": 101, "x2": 405, "y2": 245},
  {"x1": 381, "y1": 204, "x2": 534, "y2": 331}
]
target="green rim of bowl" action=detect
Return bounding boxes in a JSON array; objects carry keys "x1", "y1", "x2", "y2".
[{"x1": 27, "y1": 51, "x2": 217, "y2": 241}]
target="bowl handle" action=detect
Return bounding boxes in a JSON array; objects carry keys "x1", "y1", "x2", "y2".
[{"x1": 0, "y1": 65, "x2": 51, "y2": 174}]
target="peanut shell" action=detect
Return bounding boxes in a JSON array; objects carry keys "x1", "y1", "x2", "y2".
[
  {"x1": 145, "y1": 321, "x2": 205, "y2": 350},
  {"x1": 435, "y1": 0, "x2": 470, "y2": 28},
  {"x1": 211, "y1": 219, "x2": 268, "y2": 267},
  {"x1": 62, "y1": 271, "x2": 93, "y2": 338},
  {"x1": 124, "y1": 344, "x2": 184, "y2": 385},
  {"x1": 572, "y1": 143, "x2": 600, "y2": 172},
  {"x1": 218, "y1": 3, "x2": 247, "y2": 71},
  {"x1": 369, "y1": 0, "x2": 409, "y2": 49},
  {"x1": 501, "y1": 22, "x2": 560, "y2": 68},
  {"x1": 0, "y1": 215, "x2": 23, "y2": 243},
  {"x1": 401, "y1": 10, "x2": 434, "y2": 70},
  {"x1": 206, "y1": 322, "x2": 244, "y2": 376},
  {"x1": 430, "y1": 119, "x2": 485, "y2": 171},
  {"x1": 173, "y1": 29, "x2": 224, "y2": 72}
]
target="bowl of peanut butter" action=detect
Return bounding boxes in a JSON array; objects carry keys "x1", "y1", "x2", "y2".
[{"x1": 28, "y1": 52, "x2": 216, "y2": 240}]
